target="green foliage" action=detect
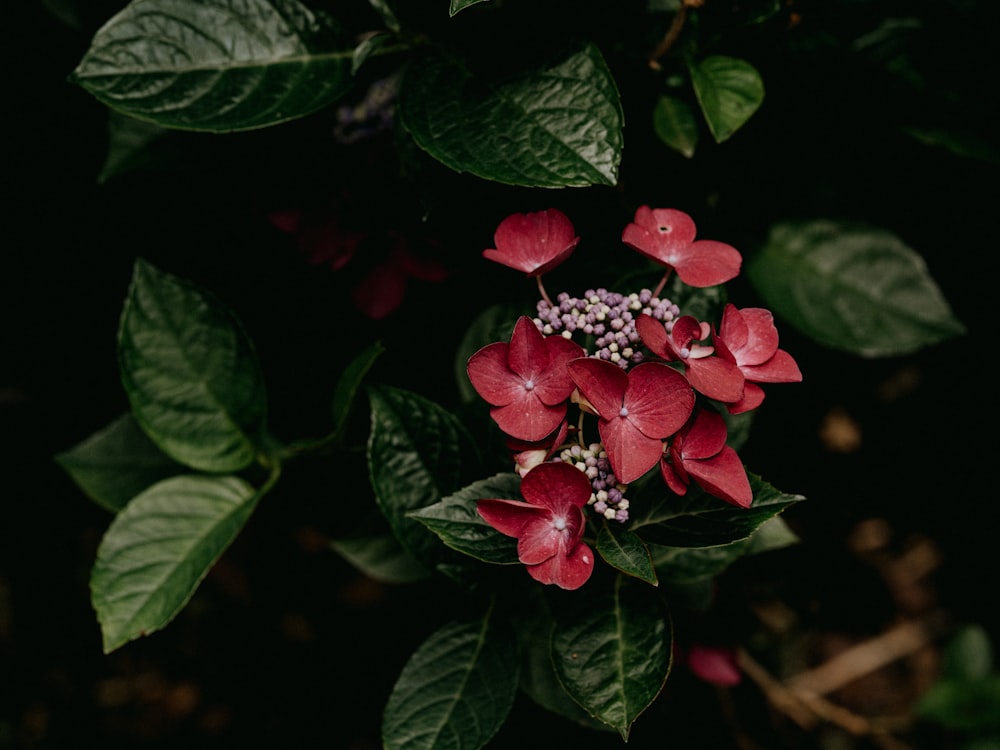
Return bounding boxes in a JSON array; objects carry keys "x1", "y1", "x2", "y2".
[{"x1": 689, "y1": 56, "x2": 765, "y2": 143}]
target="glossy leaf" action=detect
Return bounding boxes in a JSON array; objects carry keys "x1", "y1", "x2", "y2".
[
  {"x1": 382, "y1": 614, "x2": 519, "y2": 750},
  {"x1": 748, "y1": 220, "x2": 966, "y2": 356},
  {"x1": 118, "y1": 259, "x2": 267, "y2": 473},
  {"x1": 70, "y1": 0, "x2": 353, "y2": 132},
  {"x1": 596, "y1": 524, "x2": 657, "y2": 586},
  {"x1": 55, "y1": 412, "x2": 184, "y2": 513},
  {"x1": 368, "y1": 385, "x2": 479, "y2": 568},
  {"x1": 409, "y1": 473, "x2": 521, "y2": 564},
  {"x1": 551, "y1": 576, "x2": 672, "y2": 739},
  {"x1": 399, "y1": 44, "x2": 623, "y2": 187},
  {"x1": 330, "y1": 340, "x2": 384, "y2": 440},
  {"x1": 449, "y1": 0, "x2": 490, "y2": 16},
  {"x1": 629, "y1": 473, "x2": 803, "y2": 548},
  {"x1": 689, "y1": 55, "x2": 764, "y2": 143},
  {"x1": 653, "y1": 95, "x2": 699, "y2": 158},
  {"x1": 91, "y1": 474, "x2": 262, "y2": 653}
]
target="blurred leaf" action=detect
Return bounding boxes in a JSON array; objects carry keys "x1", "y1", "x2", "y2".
[
  {"x1": 55, "y1": 413, "x2": 184, "y2": 513},
  {"x1": 744, "y1": 515, "x2": 800, "y2": 555},
  {"x1": 330, "y1": 340, "x2": 384, "y2": 440},
  {"x1": 98, "y1": 112, "x2": 172, "y2": 184},
  {"x1": 653, "y1": 95, "x2": 699, "y2": 158},
  {"x1": 689, "y1": 55, "x2": 764, "y2": 143},
  {"x1": 330, "y1": 531, "x2": 430, "y2": 584},
  {"x1": 367, "y1": 385, "x2": 479, "y2": 569},
  {"x1": 91, "y1": 474, "x2": 262, "y2": 653},
  {"x1": 904, "y1": 126, "x2": 1000, "y2": 166},
  {"x1": 748, "y1": 220, "x2": 967, "y2": 356},
  {"x1": 352, "y1": 32, "x2": 394, "y2": 75},
  {"x1": 41, "y1": 0, "x2": 83, "y2": 28},
  {"x1": 596, "y1": 524, "x2": 657, "y2": 585},
  {"x1": 118, "y1": 259, "x2": 267, "y2": 472},
  {"x1": 630, "y1": 473, "x2": 804, "y2": 548},
  {"x1": 70, "y1": 0, "x2": 353, "y2": 132},
  {"x1": 382, "y1": 613, "x2": 519, "y2": 750},
  {"x1": 409, "y1": 473, "x2": 521, "y2": 564},
  {"x1": 399, "y1": 44, "x2": 623, "y2": 187},
  {"x1": 916, "y1": 674, "x2": 1000, "y2": 733},
  {"x1": 943, "y1": 626, "x2": 995, "y2": 681},
  {"x1": 368, "y1": 0, "x2": 400, "y2": 31},
  {"x1": 551, "y1": 576, "x2": 671, "y2": 739}
]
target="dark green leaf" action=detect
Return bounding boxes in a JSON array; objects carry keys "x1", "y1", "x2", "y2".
[
  {"x1": 653, "y1": 95, "x2": 699, "y2": 158},
  {"x1": 630, "y1": 473, "x2": 804, "y2": 548},
  {"x1": 747, "y1": 220, "x2": 967, "y2": 356},
  {"x1": 408, "y1": 473, "x2": 521, "y2": 564},
  {"x1": 596, "y1": 524, "x2": 657, "y2": 585},
  {"x1": 650, "y1": 539, "x2": 750, "y2": 583},
  {"x1": 399, "y1": 44, "x2": 623, "y2": 187},
  {"x1": 904, "y1": 126, "x2": 1000, "y2": 166},
  {"x1": 551, "y1": 576, "x2": 672, "y2": 739},
  {"x1": 916, "y1": 675, "x2": 1000, "y2": 732},
  {"x1": 91, "y1": 474, "x2": 262, "y2": 652},
  {"x1": 382, "y1": 612, "x2": 519, "y2": 750},
  {"x1": 352, "y1": 32, "x2": 393, "y2": 76},
  {"x1": 744, "y1": 515, "x2": 799, "y2": 555},
  {"x1": 943, "y1": 626, "x2": 995, "y2": 681},
  {"x1": 368, "y1": 0, "x2": 400, "y2": 32},
  {"x1": 54, "y1": 413, "x2": 184, "y2": 513},
  {"x1": 367, "y1": 385, "x2": 479, "y2": 568},
  {"x1": 689, "y1": 55, "x2": 764, "y2": 143},
  {"x1": 330, "y1": 340, "x2": 384, "y2": 439},
  {"x1": 98, "y1": 112, "x2": 171, "y2": 184},
  {"x1": 330, "y1": 533, "x2": 430, "y2": 584},
  {"x1": 118, "y1": 259, "x2": 267, "y2": 472},
  {"x1": 70, "y1": 0, "x2": 353, "y2": 132},
  {"x1": 449, "y1": 0, "x2": 492, "y2": 17}
]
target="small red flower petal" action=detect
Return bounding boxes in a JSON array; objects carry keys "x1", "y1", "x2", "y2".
[
  {"x1": 527, "y1": 541, "x2": 594, "y2": 590},
  {"x1": 482, "y1": 209, "x2": 580, "y2": 276}
]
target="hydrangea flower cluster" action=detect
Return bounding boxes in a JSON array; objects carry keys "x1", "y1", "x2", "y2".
[{"x1": 468, "y1": 207, "x2": 802, "y2": 590}]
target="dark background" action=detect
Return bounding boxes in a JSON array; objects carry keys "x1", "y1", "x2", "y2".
[{"x1": 3, "y1": 1, "x2": 997, "y2": 747}]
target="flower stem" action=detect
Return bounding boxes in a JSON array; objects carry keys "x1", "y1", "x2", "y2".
[
  {"x1": 652, "y1": 268, "x2": 672, "y2": 298},
  {"x1": 536, "y1": 275, "x2": 553, "y2": 307}
]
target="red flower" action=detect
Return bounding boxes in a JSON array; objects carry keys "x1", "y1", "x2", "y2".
[
  {"x1": 622, "y1": 206, "x2": 741, "y2": 287},
  {"x1": 636, "y1": 314, "x2": 745, "y2": 403},
  {"x1": 467, "y1": 317, "x2": 584, "y2": 442},
  {"x1": 713, "y1": 304, "x2": 803, "y2": 414},
  {"x1": 482, "y1": 209, "x2": 580, "y2": 276},
  {"x1": 477, "y1": 461, "x2": 595, "y2": 590},
  {"x1": 685, "y1": 644, "x2": 742, "y2": 687},
  {"x1": 660, "y1": 408, "x2": 752, "y2": 508},
  {"x1": 566, "y1": 358, "x2": 695, "y2": 484},
  {"x1": 506, "y1": 421, "x2": 569, "y2": 477}
]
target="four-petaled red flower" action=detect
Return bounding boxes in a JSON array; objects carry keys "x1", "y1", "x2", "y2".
[
  {"x1": 482, "y1": 208, "x2": 580, "y2": 276},
  {"x1": 566, "y1": 358, "x2": 695, "y2": 484},
  {"x1": 477, "y1": 461, "x2": 595, "y2": 590},
  {"x1": 660, "y1": 407, "x2": 752, "y2": 508},
  {"x1": 622, "y1": 206, "x2": 742, "y2": 287},
  {"x1": 467, "y1": 317, "x2": 584, "y2": 442},
  {"x1": 636, "y1": 313, "x2": 745, "y2": 403},
  {"x1": 713, "y1": 304, "x2": 803, "y2": 414}
]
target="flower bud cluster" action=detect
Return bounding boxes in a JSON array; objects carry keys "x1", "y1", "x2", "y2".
[
  {"x1": 535, "y1": 289, "x2": 680, "y2": 369},
  {"x1": 553, "y1": 443, "x2": 630, "y2": 523}
]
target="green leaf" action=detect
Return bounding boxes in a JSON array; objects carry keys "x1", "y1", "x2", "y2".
[
  {"x1": 352, "y1": 32, "x2": 394, "y2": 76},
  {"x1": 653, "y1": 95, "x2": 699, "y2": 158},
  {"x1": 368, "y1": 0, "x2": 401, "y2": 32},
  {"x1": 118, "y1": 259, "x2": 267, "y2": 472},
  {"x1": 367, "y1": 385, "x2": 479, "y2": 569},
  {"x1": 551, "y1": 576, "x2": 672, "y2": 739},
  {"x1": 98, "y1": 111, "x2": 172, "y2": 184},
  {"x1": 409, "y1": 473, "x2": 521, "y2": 564},
  {"x1": 54, "y1": 412, "x2": 184, "y2": 513},
  {"x1": 596, "y1": 524, "x2": 658, "y2": 585},
  {"x1": 454, "y1": 304, "x2": 523, "y2": 404},
  {"x1": 904, "y1": 126, "x2": 1000, "y2": 167},
  {"x1": 744, "y1": 514, "x2": 800, "y2": 555},
  {"x1": 399, "y1": 44, "x2": 623, "y2": 187},
  {"x1": 91, "y1": 474, "x2": 263, "y2": 652},
  {"x1": 689, "y1": 55, "x2": 764, "y2": 143},
  {"x1": 449, "y1": 0, "x2": 491, "y2": 17},
  {"x1": 382, "y1": 612, "x2": 519, "y2": 750},
  {"x1": 917, "y1": 675, "x2": 1000, "y2": 732},
  {"x1": 330, "y1": 532, "x2": 430, "y2": 584},
  {"x1": 330, "y1": 340, "x2": 385, "y2": 440},
  {"x1": 943, "y1": 626, "x2": 995, "y2": 681},
  {"x1": 630, "y1": 473, "x2": 804, "y2": 548},
  {"x1": 70, "y1": 0, "x2": 354, "y2": 132},
  {"x1": 747, "y1": 220, "x2": 967, "y2": 356}
]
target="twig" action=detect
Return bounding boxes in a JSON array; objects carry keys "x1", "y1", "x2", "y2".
[{"x1": 647, "y1": 0, "x2": 705, "y2": 70}]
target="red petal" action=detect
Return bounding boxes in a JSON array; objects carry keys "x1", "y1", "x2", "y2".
[
  {"x1": 517, "y1": 518, "x2": 562, "y2": 565},
  {"x1": 477, "y1": 498, "x2": 547, "y2": 537},
  {"x1": 352, "y1": 262, "x2": 406, "y2": 320},
  {"x1": 526, "y1": 541, "x2": 594, "y2": 590},
  {"x1": 483, "y1": 209, "x2": 580, "y2": 276},
  {"x1": 672, "y1": 240, "x2": 742, "y2": 288},
  {"x1": 684, "y1": 446, "x2": 752, "y2": 508},
  {"x1": 660, "y1": 455, "x2": 690, "y2": 496},
  {"x1": 725, "y1": 383, "x2": 766, "y2": 415},
  {"x1": 520, "y1": 461, "x2": 593, "y2": 513},
  {"x1": 467, "y1": 343, "x2": 520, "y2": 406},
  {"x1": 621, "y1": 206, "x2": 697, "y2": 267},
  {"x1": 507, "y1": 316, "x2": 548, "y2": 381},
  {"x1": 671, "y1": 316, "x2": 707, "y2": 351},
  {"x1": 687, "y1": 644, "x2": 742, "y2": 687},
  {"x1": 635, "y1": 314, "x2": 671, "y2": 358},
  {"x1": 600, "y1": 417, "x2": 664, "y2": 484},
  {"x1": 743, "y1": 349, "x2": 802, "y2": 384},
  {"x1": 491, "y1": 397, "x2": 567, "y2": 443},
  {"x1": 729, "y1": 307, "x2": 779, "y2": 365},
  {"x1": 533, "y1": 335, "x2": 585, "y2": 405},
  {"x1": 678, "y1": 408, "x2": 728, "y2": 460},
  {"x1": 623, "y1": 362, "x2": 695, "y2": 439},
  {"x1": 566, "y1": 357, "x2": 628, "y2": 420},
  {"x1": 686, "y1": 357, "x2": 746, "y2": 403}
]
